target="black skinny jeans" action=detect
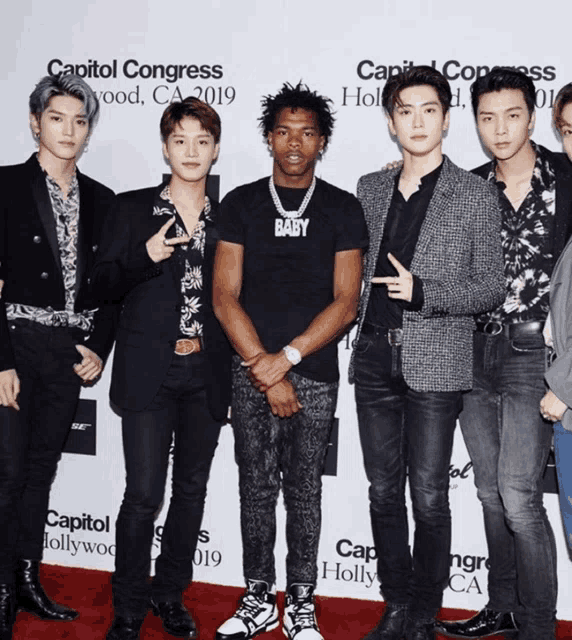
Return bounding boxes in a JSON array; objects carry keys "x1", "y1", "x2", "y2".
[{"x1": 112, "y1": 352, "x2": 222, "y2": 617}]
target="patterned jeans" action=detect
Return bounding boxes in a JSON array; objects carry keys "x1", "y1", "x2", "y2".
[{"x1": 231, "y1": 357, "x2": 338, "y2": 588}]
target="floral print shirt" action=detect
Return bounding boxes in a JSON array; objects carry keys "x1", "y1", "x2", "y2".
[
  {"x1": 478, "y1": 141, "x2": 556, "y2": 325},
  {"x1": 154, "y1": 185, "x2": 210, "y2": 338}
]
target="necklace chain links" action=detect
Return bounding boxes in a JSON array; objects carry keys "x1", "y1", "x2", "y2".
[{"x1": 269, "y1": 176, "x2": 316, "y2": 219}]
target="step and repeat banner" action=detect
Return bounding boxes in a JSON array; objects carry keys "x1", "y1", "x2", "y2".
[{"x1": 2, "y1": 0, "x2": 572, "y2": 620}]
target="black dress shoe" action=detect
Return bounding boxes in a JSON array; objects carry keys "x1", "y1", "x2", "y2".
[
  {"x1": 436, "y1": 608, "x2": 518, "y2": 638},
  {"x1": 106, "y1": 615, "x2": 145, "y2": 640},
  {"x1": 405, "y1": 619, "x2": 436, "y2": 640},
  {"x1": 151, "y1": 599, "x2": 197, "y2": 638},
  {"x1": 362, "y1": 603, "x2": 409, "y2": 640},
  {"x1": 0, "y1": 585, "x2": 15, "y2": 640},
  {"x1": 16, "y1": 559, "x2": 78, "y2": 621}
]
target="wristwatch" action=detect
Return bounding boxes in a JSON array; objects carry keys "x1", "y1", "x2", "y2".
[{"x1": 283, "y1": 345, "x2": 302, "y2": 366}]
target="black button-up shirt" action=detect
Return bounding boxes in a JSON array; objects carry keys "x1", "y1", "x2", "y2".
[{"x1": 365, "y1": 162, "x2": 442, "y2": 328}]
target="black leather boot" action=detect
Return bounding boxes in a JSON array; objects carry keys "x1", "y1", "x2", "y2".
[
  {"x1": 106, "y1": 615, "x2": 145, "y2": 640},
  {"x1": 16, "y1": 559, "x2": 78, "y2": 621},
  {"x1": 0, "y1": 585, "x2": 15, "y2": 640}
]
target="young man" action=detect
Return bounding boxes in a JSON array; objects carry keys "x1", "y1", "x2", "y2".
[
  {"x1": 437, "y1": 68, "x2": 572, "y2": 640},
  {"x1": 540, "y1": 82, "x2": 572, "y2": 554},
  {"x1": 0, "y1": 74, "x2": 115, "y2": 640},
  {"x1": 91, "y1": 97, "x2": 231, "y2": 640},
  {"x1": 349, "y1": 66, "x2": 505, "y2": 640},
  {"x1": 213, "y1": 82, "x2": 367, "y2": 640}
]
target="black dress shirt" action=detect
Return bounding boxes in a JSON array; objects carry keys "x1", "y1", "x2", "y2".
[{"x1": 365, "y1": 162, "x2": 442, "y2": 328}]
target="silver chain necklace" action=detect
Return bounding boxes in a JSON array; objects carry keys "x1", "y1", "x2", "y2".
[{"x1": 269, "y1": 176, "x2": 316, "y2": 219}]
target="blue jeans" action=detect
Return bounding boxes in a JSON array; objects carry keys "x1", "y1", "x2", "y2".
[
  {"x1": 459, "y1": 331, "x2": 556, "y2": 640},
  {"x1": 354, "y1": 327, "x2": 462, "y2": 619},
  {"x1": 553, "y1": 420, "x2": 572, "y2": 551}
]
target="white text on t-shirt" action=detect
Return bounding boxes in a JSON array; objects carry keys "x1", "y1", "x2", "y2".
[{"x1": 274, "y1": 218, "x2": 310, "y2": 237}]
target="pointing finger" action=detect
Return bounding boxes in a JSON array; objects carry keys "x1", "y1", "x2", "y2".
[
  {"x1": 159, "y1": 217, "x2": 176, "y2": 236},
  {"x1": 387, "y1": 253, "x2": 407, "y2": 274},
  {"x1": 164, "y1": 235, "x2": 191, "y2": 246}
]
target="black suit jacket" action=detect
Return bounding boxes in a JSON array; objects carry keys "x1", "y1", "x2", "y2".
[
  {"x1": 473, "y1": 145, "x2": 572, "y2": 268},
  {"x1": 91, "y1": 184, "x2": 232, "y2": 420},
  {"x1": 0, "y1": 154, "x2": 116, "y2": 370}
]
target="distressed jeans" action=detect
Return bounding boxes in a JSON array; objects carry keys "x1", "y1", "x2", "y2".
[{"x1": 459, "y1": 330, "x2": 557, "y2": 640}]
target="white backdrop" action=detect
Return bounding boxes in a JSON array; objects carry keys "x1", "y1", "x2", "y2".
[{"x1": 1, "y1": 0, "x2": 571, "y2": 620}]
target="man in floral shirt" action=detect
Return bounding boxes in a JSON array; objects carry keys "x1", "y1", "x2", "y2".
[
  {"x1": 0, "y1": 74, "x2": 115, "y2": 639},
  {"x1": 438, "y1": 68, "x2": 572, "y2": 640},
  {"x1": 91, "y1": 97, "x2": 231, "y2": 640}
]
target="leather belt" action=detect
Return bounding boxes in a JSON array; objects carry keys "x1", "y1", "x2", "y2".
[
  {"x1": 174, "y1": 338, "x2": 202, "y2": 355},
  {"x1": 475, "y1": 320, "x2": 544, "y2": 339},
  {"x1": 361, "y1": 323, "x2": 403, "y2": 346}
]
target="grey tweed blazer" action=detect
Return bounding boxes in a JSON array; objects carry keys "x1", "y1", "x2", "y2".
[{"x1": 348, "y1": 155, "x2": 505, "y2": 392}]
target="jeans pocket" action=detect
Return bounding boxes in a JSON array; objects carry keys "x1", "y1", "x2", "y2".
[
  {"x1": 354, "y1": 332, "x2": 374, "y2": 355},
  {"x1": 511, "y1": 334, "x2": 545, "y2": 352}
]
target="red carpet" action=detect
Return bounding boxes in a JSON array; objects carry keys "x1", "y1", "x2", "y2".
[{"x1": 11, "y1": 564, "x2": 572, "y2": 639}]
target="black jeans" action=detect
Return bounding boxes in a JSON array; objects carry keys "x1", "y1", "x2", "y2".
[
  {"x1": 112, "y1": 352, "x2": 222, "y2": 617},
  {"x1": 231, "y1": 358, "x2": 338, "y2": 588},
  {"x1": 354, "y1": 327, "x2": 462, "y2": 619},
  {"x1": 0, "y1": 319, "x2": 83, "y2": 583}
]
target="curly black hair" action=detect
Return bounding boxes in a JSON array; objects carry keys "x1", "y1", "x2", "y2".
[{"x1": 259, "y1": 81, "x2": 335, "y2": 149}]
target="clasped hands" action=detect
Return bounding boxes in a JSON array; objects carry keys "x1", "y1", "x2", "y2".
[{"x1": 242, "y1": 351, "x2": 302, "y2": 418}]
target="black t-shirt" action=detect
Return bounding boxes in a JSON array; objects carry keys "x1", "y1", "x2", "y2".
[{"x1": 218, "y1": 176, "x2": 368, "y2": 382}]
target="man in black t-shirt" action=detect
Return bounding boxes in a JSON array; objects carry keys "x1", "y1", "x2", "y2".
[
  {"x1": 213, "y1": 82, "x2": 367, "y2": 640},
  {"x1": 349, "y1": 67, "x2": 505, "y2": 640}
]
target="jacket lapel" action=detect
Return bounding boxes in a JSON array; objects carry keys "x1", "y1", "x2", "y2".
[
  {"x1": 28, "y1": 156, "x2": 62, "y2": 276},
  {"x1": 410, "y1": 156, "x2": 456, "y2": 272},
  {"x1": 552, "y1": 154, "x2": 572, "y2": 264},
  {"x1": 76, "y1": 169, "x2": 95, "y2": 300},
  {"x1": 366, "y1": 172, "x2": 395, "y2": 280}
]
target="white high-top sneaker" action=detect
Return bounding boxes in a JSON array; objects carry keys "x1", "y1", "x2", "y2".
[
  {"x1": 283, "y1": 584, "x2": 323, "y2": 640},
  {"x1": 216, "y1": 579, "x2": 279, "y2": 640}
]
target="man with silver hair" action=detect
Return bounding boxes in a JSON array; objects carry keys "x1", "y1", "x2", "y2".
[{"x1": 0, "y1": 73, "x2": 115, "y2": 639}]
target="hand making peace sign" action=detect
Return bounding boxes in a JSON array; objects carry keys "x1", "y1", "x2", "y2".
[
  {"x1": 372, "y1": 252, "x2": 413, "y2": 302},
  {"x1": 146, "y1": 216, "x2": 191, "y2": 263}
]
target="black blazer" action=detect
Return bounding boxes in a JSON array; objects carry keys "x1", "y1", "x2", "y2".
[
  {"x1": 91, "y1": 184, "x2": 232, "y2": 421},
  {"x1": 0, "y1": 154, "x2": 116, "y2": 370},
  {"x1": 473, "y1": 145, "x2": 572, "y2": 268}
]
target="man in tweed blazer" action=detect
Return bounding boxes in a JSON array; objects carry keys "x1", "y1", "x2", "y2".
[{"x1": 350, "y1": 67, "x2": 505, "y2": 640}]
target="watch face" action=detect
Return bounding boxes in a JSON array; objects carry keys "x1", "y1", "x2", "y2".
[{"x1": 284, "y1": 345, "x2": 301, "y2": 365}]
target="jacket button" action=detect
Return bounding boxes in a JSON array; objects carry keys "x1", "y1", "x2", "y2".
[
  {"x1": 174, "y1": 304, "x2": 181, "y2": 312},
  {"x1": 33, "y1": 236, "x2": 41, "y2": 244},
  {"x1": 40, "y1": 272, "x2": 48, "y2": 279}
]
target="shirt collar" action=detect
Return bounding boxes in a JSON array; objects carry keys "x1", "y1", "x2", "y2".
[
  {"x1": 394, "y1": 159, "x2": 443, "y2": 193},
  {"x1": 486, "y1": 141, "x2": 555, "y2": 193},
  {"x1": 36, "y1": 153, "x2": 79, "y2": 196},
  {"x1": 159, "y1": 184, "x2": 211, "y2": 219}
]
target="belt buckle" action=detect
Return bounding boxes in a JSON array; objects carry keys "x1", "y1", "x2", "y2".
[
  {"x1": 387, "y1": 328, "x2": 403, "y2": 347},
  {"x1": 175, "y1": 338, "x2": 200, "y2": 355},
  {"x1": 52, "y1": 312, "x2": 69, "y2": 327},
  {"x1": 484, "y1": 321, "x2": 502, "y2": 336}
]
